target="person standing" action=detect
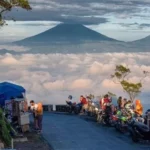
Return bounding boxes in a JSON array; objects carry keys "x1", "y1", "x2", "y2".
[
  {"x1": 30, "y1": 100, "x2": 43, "y2": 133},
  {"x1": 30, "y1": 100, "x2": 38, "y2": 130}
]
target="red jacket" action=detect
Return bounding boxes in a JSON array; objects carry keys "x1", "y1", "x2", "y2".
[
  {"x1": 81, "y1": 98, "x2": 88, "y2": 105},
  {"x1": 100, "y1": 98, "x2": 111, "y2": 110}
]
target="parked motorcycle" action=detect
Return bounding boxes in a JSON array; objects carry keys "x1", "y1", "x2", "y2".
[
  {"x1": 144, "y1": 109, "x2": 150, "y2": 125},
  {"x1": 97, "y1": 106, "x2": 113, "y2": 126},
  {"x1": 109, "y1": 114, "x2": 118, "y2": 127},
  {"x1": 75, "y1": 103, "x2": 82, "y2": 114},
  {"x1": 115, "y1": 116, "x2": 129, "y2": 133},
  {"x1": 66, "y1": 101, "x2": 82, "y2": 114},
  {"x1": 87, "y1": 101, "x2": 99, "y2": 117},
  {"x1": 115, "y1": 109, "x2": 132, "y2": 133},
  {"x1": 129, "y1": 118, "x2": 150, "y2": 142}
]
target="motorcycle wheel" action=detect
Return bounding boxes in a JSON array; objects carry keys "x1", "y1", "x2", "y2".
[
  {"x1": 131, "y1": 132, "x2": 139, "y2": 143},
  {"x1": 109, "y1": 119, "x2": 115, "y2": 127},
  {"x1": 87, "y1": 111, "x2": 91, "y2": 116},
  {"x1": 67, "y1": 107, "x2": 72, "y2": 113},
  {"x1": 97, "y1": 114, "x2": 100, "y2": 122},
  {"x1": 74, "y1": 108, "x2": 80, "y2": 114},
  {"x1": 120, "y1": 127, "x2": 127, "y2": 133},
  {"x1": 115, "y1": 122, "x2": 120, "y2": 131},
  {"x1": 101, "y1": 117, "x2": 107, "y2": 125}
]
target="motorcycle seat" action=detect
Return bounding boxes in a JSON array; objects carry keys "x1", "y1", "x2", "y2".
[{"x1": 135, "y1": 122, "x2": 149, "y2": 132}]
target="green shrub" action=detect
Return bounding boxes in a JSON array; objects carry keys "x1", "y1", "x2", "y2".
[{"x1": 0, "y1": 108, "x2": 11, "y2": 146}]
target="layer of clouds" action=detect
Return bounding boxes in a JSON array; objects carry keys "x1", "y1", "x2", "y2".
[
  {"x1": 0, "y1": 45, "x2": 30, "y2": 52},
  {"x1": 0, "y1": 52, "x2": 150, "y2": 106}
]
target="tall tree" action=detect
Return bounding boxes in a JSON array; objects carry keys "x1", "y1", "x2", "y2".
[
  {"x1": 0, "y1": 0, "x2": 31, "y2": 25},
  {"x1": 111, "y1": 65, "x2": 149, "y2": 102}
]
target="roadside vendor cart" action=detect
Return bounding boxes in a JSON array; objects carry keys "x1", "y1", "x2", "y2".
[{"x1": 0, "y1": 82, "x2": 30, "y2": 132}]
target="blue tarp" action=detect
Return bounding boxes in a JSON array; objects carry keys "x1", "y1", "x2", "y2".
[{"x1": 0, "y1": 82, "x2": 26, "y2": 106}]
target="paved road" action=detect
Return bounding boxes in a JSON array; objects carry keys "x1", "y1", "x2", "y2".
[{"x1": 42, "y1": 113, "x2": 150, "y2": 150}]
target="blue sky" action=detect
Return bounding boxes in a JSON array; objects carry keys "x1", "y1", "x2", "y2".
[{"x1": 1, "y1": 0, "x2": 150, "y2": 42}]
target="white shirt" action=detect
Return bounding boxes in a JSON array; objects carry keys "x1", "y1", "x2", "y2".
[{"x1": 31, "y1": 104, "x2": 38, "y2": 111}]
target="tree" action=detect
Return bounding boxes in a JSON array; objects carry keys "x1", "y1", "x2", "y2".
[
  {"x1": 0, "y1": 108, "x2": 12, "y2": 146},
  {"x1": 111, "y1": 65, "x2": 149, "y2": 102},
  {"x1": 107, "y1": 91, "x2": 116, "y2": 97},
  {"x1": 0, "y1": 0, "x2": 31, "y2": 26},
  {"x1": 88, "y1": 94, "x2": 94, "y2": 100}
]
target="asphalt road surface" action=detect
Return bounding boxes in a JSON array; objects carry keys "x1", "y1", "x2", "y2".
[{"x1": 42, "y1": 113, "x2": 150, "y2": 150}]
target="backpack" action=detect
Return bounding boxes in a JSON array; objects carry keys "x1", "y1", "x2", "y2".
[{"x1": 37, "y1": 102, "x2": 43, "y2": 115}]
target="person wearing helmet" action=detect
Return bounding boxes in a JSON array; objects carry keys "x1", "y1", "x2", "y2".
[{"x1": 66, "y1": 95, "x2": 73, "y2": 105}]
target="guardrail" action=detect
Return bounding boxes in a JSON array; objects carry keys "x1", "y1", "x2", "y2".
[{"x1": 43, "y1": 105, "x2": 69, "y2": 112}]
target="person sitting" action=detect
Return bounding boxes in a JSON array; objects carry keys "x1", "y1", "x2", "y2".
[
  {"x1": 134, "y1": 99, "x2": 143, "y2": 116},
  {"x1": 117, "y1": 96, "x2": 122, "y2": 109},
  {"x1": 103, "y1": 94, "x2": 112, "y2": 111},
  {"x1": 124, "y1": 100, "x2": 134, "y2": 117},
  {"x1": 80, "y1": 95, "x2": 88, "y2": 114},
  {"x1": 134, "y1": 99, "x2": 144, "y2": 123},
  {"x1": 66, "y1": 95, "x2": 73, "y2": 106},
  {"x1": 122, "y1": 98, "x2": 127, "y2": 108},
  {"x1": 100, "y1": 96, "x2": 104, "y2": 110}
]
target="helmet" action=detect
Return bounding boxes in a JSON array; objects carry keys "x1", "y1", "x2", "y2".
[{"x1": 68, "y1": 95, "x2": 72, "y2": 100}]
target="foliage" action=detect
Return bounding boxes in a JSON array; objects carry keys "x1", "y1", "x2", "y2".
[
  {"x1": 0, "y1": 108, "x2": 12, "y2": 146},
  {"x1": 107, "y1": 91, "x2": 116, "y2": 97},
  {"x1": 111, "y1": 65, "x2": 148, "y2": 102},
  {"x1": 87, "y1": 94, "x2": 95, "y2": 100},
  {"x1": 97, "y1": 91, "x2": 116, "y2": 99},
  {"x1": 111, "y1": 65, "x2": 130, "y2": 81},
  {"x1": 0, "y1": 0, "x2": 31, "y2": 25}
]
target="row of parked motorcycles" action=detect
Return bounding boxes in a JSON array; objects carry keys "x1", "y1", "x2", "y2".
[
  {"x1": 97, "y1": 105, "x2": 150, "y2": 143},
  {"x1": 66, "y1": 100, "x2": 150, "y2": 143}
]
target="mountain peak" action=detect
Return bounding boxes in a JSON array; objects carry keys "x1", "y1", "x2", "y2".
[{"x1": 15, "y1": 23, "x2": 119, "y2": 45}]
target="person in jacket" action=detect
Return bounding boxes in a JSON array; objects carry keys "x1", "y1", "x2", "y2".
[
  {"x1": 80, "y1": 95, "x2": 88, "y2": 114},
  {"x1": 30, "y1": 100, "x2": 43, "y2": 133},
  {"x1": 102, "y1": 94, "x2": 112, "y2": 110},
  {"x1": 134, "y1": 99, "x2": 143, "y2": 116}
]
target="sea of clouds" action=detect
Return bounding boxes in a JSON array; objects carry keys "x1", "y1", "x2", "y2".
[{"x1": 0, "y1": 52, "x2": 150, "y2": 109}]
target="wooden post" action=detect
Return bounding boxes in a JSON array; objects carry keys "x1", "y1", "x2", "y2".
[{"x1": 11, "y1": 138, "x2": 14, "y2": 149}]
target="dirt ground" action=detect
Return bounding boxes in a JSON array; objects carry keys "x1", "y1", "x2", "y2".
[{"x1": 14, "y1": 132, "x2": 52, "y2": 150}]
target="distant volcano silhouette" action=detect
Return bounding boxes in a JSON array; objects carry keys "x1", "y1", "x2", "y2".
[
  {"x1": 131, "y1": 35, "x2": 150, "y2": 45},
  {"x1": 15, "y1": 23, "x2": 118, "y2": 45}
]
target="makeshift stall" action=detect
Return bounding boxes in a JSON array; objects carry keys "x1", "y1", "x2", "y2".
[{"x1": 0, "y1": 82, "x2": 30, "y2": 132}]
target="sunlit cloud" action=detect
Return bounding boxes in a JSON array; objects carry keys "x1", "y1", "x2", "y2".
[{"x1": 0, "y1": 52, "x2": 149, "y2": 107}]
